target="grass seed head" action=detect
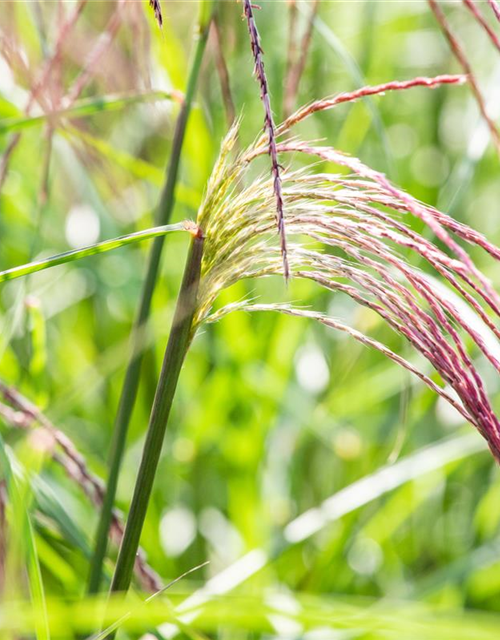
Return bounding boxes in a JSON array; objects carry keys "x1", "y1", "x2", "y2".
[{"x1": 195, "y1": 103, "x2": 500, "y2": 462}]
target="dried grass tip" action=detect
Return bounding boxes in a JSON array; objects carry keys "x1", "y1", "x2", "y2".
[{"x1": 149, "y1": 0, "x2": 163, "y2": 29}]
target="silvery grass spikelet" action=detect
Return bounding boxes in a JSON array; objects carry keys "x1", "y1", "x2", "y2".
[{"x1": 192, "y1": 75, "x2": 500, "y2": 463}]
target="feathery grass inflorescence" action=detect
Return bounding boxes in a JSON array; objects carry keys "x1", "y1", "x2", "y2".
[
  {"x1": 428, "y1": 0, "x2": 500, "y2": 155},
  {"x1": 242, "y1": 0, "x2": 290, "y2": 280},
  {"x1": 28, "y1": 0, "x2": 89, "y2": 110},
  {"x1": 278, "y1": 74, "x2": 466, "y2": 135},
  {"x1": 0, "y1": 382, "x2": 162, "y2": 592},
  {"x1": 191, "y1": 75, "x2": 500, "y2": 463}
]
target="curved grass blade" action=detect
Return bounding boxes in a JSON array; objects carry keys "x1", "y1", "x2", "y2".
[
  {"x1": 0, "y1": 380, "x2": 161, "y2": 592},
  {"x1": 0, "y1": 223, "x2": 187, "y2": 285},
  {"x1": 0, "y1": 91, "x2": 180, "y2": 134},
  {"x1": 89, "y1": 562, "x2": 209, "y2": 640},
  {"x1": 26, "y1": 517, "x2": 50, "y2": 640},
  {"x1": 0, "y1": 434, "x2": 50, "y2": 640}
]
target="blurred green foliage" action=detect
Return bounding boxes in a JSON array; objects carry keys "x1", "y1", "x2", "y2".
[{"x1": 1, "y1": 0, "x2": 500, "y2": 637}]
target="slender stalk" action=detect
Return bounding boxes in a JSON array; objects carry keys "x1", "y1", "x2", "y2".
[
  {"x1": 242, "y1": 0, "x2": 290, "y2": 280},
  {"x1": 0, "y1": 90, "x2": 181, "y2": 134},
  {"x1": 109, "y1": 229, "x2": 204, "y2": 601},
  {"x1": 283, "y1": 0, "x2": 298, "y2": 117},
  {"x1": 87, "y1": 3, "x2": 213, "y2": 594},
  {"x1": 462, "y1": 0, "x2": 500, "y2": 54},
  {"x1": 428, "y1": 0, "x2": 500, "y2": 156},
  {"x1": 149, "y1": 0, "x2": 163, "y2": 29},
  {"x1": 211, "y1": 16, "x2": 236, "y2": 127},
  {"x1": 283, "y1": 0, "x2": 320, "y2": 119}
]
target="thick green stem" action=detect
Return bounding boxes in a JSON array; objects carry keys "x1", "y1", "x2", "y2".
[
  {"x1": 109, "y1": 231, "x2": 204, "y2": 602},
  {"x1": 87, "y1": 5, "x2": 213, "y2": 594}
]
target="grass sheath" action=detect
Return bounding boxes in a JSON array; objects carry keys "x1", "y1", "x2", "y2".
[
  {"x1": 87, "y1": 3, "x2": 213, "y2": 595},
  {"x1": 108, "y1": 230, "x2": 204, "y2": 608}
]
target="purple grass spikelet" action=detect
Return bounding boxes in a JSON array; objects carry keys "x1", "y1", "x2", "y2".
[
  {"x1": 149, "y1": 0, "x2": 163, "y2": 29},
  {"x1": 462, "y1": 0, "x2": 500, "y2": 54},
  {"x1": 489, "y1": 0, "x2": 500, "y2": 23},
  {"x1": 429, "y1": 0, "x2": 500, "y2": 156},
  {"x1": 242, "y1": 0, "x2": 290, "y2": 281}
]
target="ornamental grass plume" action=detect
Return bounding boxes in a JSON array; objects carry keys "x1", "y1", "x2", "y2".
[{"x1": 190, "y1": 73, "x2": 500, "y2": 463}]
